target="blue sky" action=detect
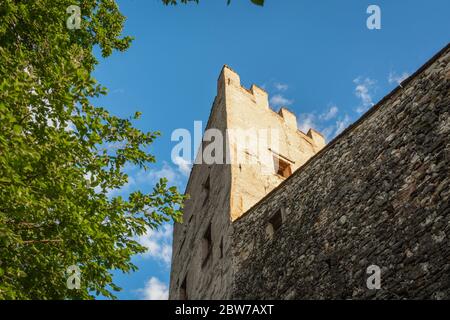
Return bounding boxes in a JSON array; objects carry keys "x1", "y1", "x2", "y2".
[{"x1": 92, "y1": 0, "x2": 450, "y2": 299}]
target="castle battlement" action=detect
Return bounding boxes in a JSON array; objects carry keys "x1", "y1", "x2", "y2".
[
  {"x1": 169, "y1": 64, "x2": 326, "y2": 300},
  {"x1": 218, "y1": 65, "x2": 325, "y2": 147}
]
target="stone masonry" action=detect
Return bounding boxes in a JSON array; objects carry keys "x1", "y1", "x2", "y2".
[
  {"x1": 170, "y1": 43, "x2": 450, "y2": 300},
  {"x1": 169, "y1": 66, "x2": 325, "y2": 299},
  {"x1": 232, "y1": 44, "x2": 450, "y2": 299}
]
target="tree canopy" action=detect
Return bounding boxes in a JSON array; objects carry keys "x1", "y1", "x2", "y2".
[{"x1": 0, "y1": 0, "x2": 186, "y2": 299}]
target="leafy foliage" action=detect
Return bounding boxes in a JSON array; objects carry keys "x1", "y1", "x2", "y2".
[
  {"x1": 0, "y1": 0, "x2": 187, "y2": 299},
  {"x1": 162, "y1": 0, "x2": 265, "y2": 6}
]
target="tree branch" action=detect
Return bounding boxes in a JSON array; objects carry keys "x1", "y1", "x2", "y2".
[{"x1": 21, "y1": 239, "x2": 62, "y2": 245}]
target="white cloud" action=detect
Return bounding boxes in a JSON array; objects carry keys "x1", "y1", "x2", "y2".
[
  {"x1": 111, "y1": 88, "x2": 125, "y2": 94},
  {"x1": 138, "y1": 161, "x2": 190, "y2": 186},
  {"x1": 137, "y1": 224, "x2": 173, "y2": 265},
  {"x1": 104, "y1": 141, "x2": 127, "y2": 151},
  {"x1": 297, "y1": 113, "x2": 317, "y2": 133},
  {"x1": 65, "y1": 120, "x2": 76, "y2": 132},
  {"x1": 335, "y1": 115, "x2": 352, "y2": 135},
  {"x1": 173, "y1": 156, "x2": 191, "y2": 177},
  {"x1": 319, "y1": 105, "x2": 339, "y2": 121},
  {"x1": 270, "y1": 94, "x2": 293, "y2": 107},
  {"x1": 320, "y1": 126, "x2": 335, "y2": 141},
  {"x1": 353, "y1": 77, "x2": 376, "y2": 113},
  {"x1": 143, "y1": 163, "x2": 178, "y2": 184},
  {"x1": 139, "y1": 277, "x2": 169, "y2": 300},
  {"x1": 298, "y1": 107, "x2": 353, "y2": 141},
  {"x1": 105, "y1": 161, "x2": 187, "y2": 200},
  {"x1": 388, "y1": 71, "x2": 409, "y2": 85},
  {"x1": 106, "y1": 175, "x2": 136, "y2": 197},
  {"x1": 274, "y1": 82, "x2": 288, "y2": 92}
]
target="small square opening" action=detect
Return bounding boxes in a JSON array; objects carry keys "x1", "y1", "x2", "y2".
[
  {"x1": 269, "y1": 209, "x2": 283, "y2": 232},
  {"x1": 266, "y1": 209, "x2": 283, "y2": 240},
  {"x1": 273, "y1": 156, "x2": 292, "y2": 178}
]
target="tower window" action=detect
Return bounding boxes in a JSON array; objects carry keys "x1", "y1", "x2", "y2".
[
  {"x1": 202, "y1": 224, "x2": 212, "y2": 267},
  {"x1": 219, "y1": 237, "x2": 224, "y2": 259},
  {"x1": 180, "y1": 276, "x2": 188, "y2": 300},
  {"x1": 204, "y1": 175, "x2": 210, "y2": 191},
  {"x1": 273, "y1": 156, "x2": 292, "y2": 178},
  {"x1": 203, "y1": 175, "x2": 210, "y2": 206}
]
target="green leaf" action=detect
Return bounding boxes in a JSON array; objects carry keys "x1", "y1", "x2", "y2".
[{"x1": 251, "y1": 0, "x2": 264, "y2": 6}]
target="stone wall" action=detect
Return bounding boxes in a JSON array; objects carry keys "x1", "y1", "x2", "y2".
[
  {"x1": 169, "y1": 65, "x2": 325, "y2": 300},
  {"x1": 223, "y1": 66, "x2": 325, "y2": 221},
  {"x1": 232, "y1": 44, "x2": 450, "y2": 299},
  {"x1": 169, "y1": 80, "x2": 233, "y2": 299}
]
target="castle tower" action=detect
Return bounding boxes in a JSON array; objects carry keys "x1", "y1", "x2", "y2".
[{"x1": 169, "y1": 65, "x2": 326, "y2": 299}]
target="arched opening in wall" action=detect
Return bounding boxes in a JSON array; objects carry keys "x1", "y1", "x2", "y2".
[
  {"x1": 202, "y1": 223, "x2": 212, "y2": 267},
  {"x1": 273, "y1": 156, "x2": 292, "y2": 178}
]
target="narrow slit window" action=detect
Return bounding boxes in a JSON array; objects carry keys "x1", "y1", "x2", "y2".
[
  {"x1": 178, "y1": 236, "x2": 186, "y2": 255},
  {"x1": 203, "y1": 175, "x2": 210, "y2": 206},
  {"x1": 273, "y1": 156, "x2": 292, "y2": 178},
  {"x1": 180, "y1": 276, "x2": 188, "y2": 300},
  {"x1": 202, "y1": 224, "x2": 212, "y2": 267}
]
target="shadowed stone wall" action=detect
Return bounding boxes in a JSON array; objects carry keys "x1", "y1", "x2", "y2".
[{"x1": 232, "y1": 44, "x2": 450, "y2": 299}]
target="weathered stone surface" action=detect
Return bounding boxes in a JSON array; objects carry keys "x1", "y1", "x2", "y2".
[
  {"x1": 232, "y1": 45, "x2": 450, "y2": 300},
  {"x1": 169, "y1": 65, "x2": 325, "y2": 299}
]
